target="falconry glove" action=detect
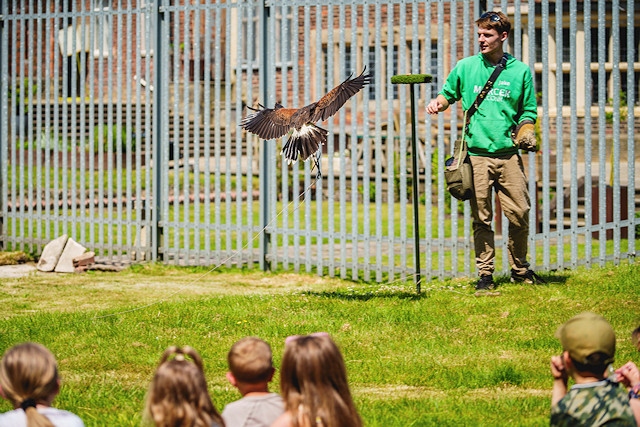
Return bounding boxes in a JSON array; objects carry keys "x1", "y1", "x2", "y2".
[{"x1": 511, "y1": 119, "x2": 538, "y2": 152}]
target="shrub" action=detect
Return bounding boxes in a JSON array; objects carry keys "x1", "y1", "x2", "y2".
[{"x1": 92, "y1": 124, "x2": 133, "y2": 153}]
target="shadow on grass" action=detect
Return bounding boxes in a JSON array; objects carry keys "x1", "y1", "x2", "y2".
[
  {"x1": 494, "y1": 270, "x2": 570, "y2": 287},
  {"x1": 300, "y1": 289, "x2": 428, "y2": 301}
]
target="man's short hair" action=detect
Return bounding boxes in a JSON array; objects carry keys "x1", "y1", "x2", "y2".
[
  {"x1": 475, "y1": 11, "x2": 511, "y2": 35},
  {"x1": 227, "y1": 337, "x2": 274, "y2": 384}
]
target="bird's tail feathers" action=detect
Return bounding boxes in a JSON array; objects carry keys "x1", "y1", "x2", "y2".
[{"x1": 281, "y1": 124, "x2": 327, "y2": 165}]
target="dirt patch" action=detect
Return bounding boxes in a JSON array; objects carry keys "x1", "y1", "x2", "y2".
[
  {"x1": 0, "y1": 263, "x2": 37, "y2": 278},
  {"x1": 0, "y1": 267, "x2": 350, "y2": 317}
]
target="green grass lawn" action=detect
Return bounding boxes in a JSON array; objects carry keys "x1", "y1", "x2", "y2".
[{"x1": 0, "y1": 261, "x2": 638, "y2": 426}]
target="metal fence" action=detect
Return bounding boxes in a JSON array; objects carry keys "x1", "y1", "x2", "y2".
[{"x1": 0, "y1": 0, "x2": 637, "y2": 284}]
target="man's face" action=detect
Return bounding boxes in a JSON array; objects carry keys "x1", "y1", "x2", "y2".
[{"x1": 477, "y1": 27, "x2": 507, "y2": 56}]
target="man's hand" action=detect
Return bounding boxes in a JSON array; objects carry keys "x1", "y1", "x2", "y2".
[
  {"x1": 513, "y1": 120, "x2": 538, "y2": 152},
  {"x1": 426, "y1": 95, "x2": 449, "y2": 115}
]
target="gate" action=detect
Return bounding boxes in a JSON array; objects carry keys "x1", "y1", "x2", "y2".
[{"x1": 0, "y1": 1, "x2": 637, "y2": 283}]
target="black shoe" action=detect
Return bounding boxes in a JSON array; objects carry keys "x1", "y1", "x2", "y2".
[
  {"x1": 475, "y1": 275, "x2": 495, "y2": 290},
  {"x1": 510, "y1": 269, "x2": 546, "y2": 284}
]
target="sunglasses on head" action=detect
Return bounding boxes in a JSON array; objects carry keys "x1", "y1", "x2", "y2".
[{"x1": 480, "y1": 11, "x2": 501, "y2": 23}]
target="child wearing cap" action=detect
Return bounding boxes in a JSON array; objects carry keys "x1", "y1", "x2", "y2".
[
  {"x1": 222, "y1": 337, "x2": 284, "y2": 427},
  {"x1": 549, "y1": 312, "x2": 640, "y2": 426}
]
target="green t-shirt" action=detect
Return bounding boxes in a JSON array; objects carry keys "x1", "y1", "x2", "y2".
[
  {"x1": 439, "y1": 52, "x2": 537, "y2": 157},
  {"x1": 550, "y1": 380, "x2": 636, "y2": 426}
]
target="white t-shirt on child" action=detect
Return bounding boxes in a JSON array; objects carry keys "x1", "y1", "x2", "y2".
[{"x1": 0, "y1": 407, "x2": 84, "y2": 427}]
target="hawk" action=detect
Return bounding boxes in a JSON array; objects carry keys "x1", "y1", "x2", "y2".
[{"x1": 240, "y1": 69, "x2": 372, "y2": 176}]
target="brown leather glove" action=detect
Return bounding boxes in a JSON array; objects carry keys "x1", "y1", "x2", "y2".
[{"x1": 512, "y1": 120, "x2": 538, "y2": 152}]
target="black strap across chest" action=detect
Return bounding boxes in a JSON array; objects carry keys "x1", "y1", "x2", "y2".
[{"x1": 465, "y1": 53, "x2": 508, "y2": 123}]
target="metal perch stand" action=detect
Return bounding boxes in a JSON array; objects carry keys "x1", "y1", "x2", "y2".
[{"x1": 390, "y1": 73, "x2": 432, "y2": 293}]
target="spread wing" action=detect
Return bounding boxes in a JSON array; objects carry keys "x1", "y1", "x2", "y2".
[
  {"x1": 240, "y1": 103, "x2": 297, "y2": 140},
  {"x1": 310, "y1": 68, "x2": 372, "y2": 123}
]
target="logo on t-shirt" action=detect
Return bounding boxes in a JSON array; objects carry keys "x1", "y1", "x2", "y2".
[{"x1": 473, "y1": 85, "x2": 511, "y2": 102}]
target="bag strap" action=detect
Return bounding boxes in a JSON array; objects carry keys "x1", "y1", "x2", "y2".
[
  {"x1": 455, "y1": 110, "x2": 469, "y2": 168},
  {"x1": 464, "y1": 53, "x2": 508, "y2": 124}
]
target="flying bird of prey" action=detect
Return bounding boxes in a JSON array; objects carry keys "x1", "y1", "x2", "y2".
[{"x1": 240, "y1": 69, "x2": 372, "y2": 177}]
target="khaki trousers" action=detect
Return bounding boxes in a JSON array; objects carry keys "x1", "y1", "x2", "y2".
[{"x1": 469, "y1": 154, "x2": 531, "y2": 277}]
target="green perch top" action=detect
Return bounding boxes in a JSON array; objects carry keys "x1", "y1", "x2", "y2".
[{"x1": 390, "y1": 74, "x2": 432, "y2": 84}]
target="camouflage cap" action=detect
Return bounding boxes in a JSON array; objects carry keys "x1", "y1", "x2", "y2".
[{"x1": 556, "y1": 312, "x2": 615, "y2": 365}]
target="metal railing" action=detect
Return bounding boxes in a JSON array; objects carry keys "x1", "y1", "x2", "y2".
[{"x1": 0, "y1": 0, "x2": 637, "y2": 284}]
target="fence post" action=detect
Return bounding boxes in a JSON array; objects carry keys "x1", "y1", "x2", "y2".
[
  {"x1": 152, "y1": 0, "x2": 166, "y2": 261},
  {"x1": 259, "y1": 0, "x2": 273, "y2": 271},
  {"x1": 0, "y1": 6, "x2": 5, "y2": 251}
]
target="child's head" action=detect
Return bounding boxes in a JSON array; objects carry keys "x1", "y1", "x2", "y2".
[
  {"x1": 632, "y1": 325, "x2": 640, "y2": 352},
  {"x1": 144, "y1": 346, "x2": 223, "y2": 427},
  {"x1": 280, "y1": 333, "x2": 362, "y2": 427},
  {"x1": 227, "y1": 337, "x2": 274, "y2": 385},
  {"x1": 556, "y1": 312, "x2": 616, "y2": 378},
  {"x1": 0, "y1": 342, "x2": 60, "y2": 427}
]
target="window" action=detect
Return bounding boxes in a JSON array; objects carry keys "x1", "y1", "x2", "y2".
[
  {"x1": 241, "y1": 7, "x2": 259, "y2": 69},
  {"x1": 561, "y1": 28, "x2": 571, "y2": 63},
  {"x1": 241, "y1": 5, "x2": 292, "y2": 69},
  {"x1": 562, "y1": 72, "x2": 571, "y2": 106},
  {"x1": 590, "y1": 27, "x2": 611, "y2": 62},
  {"x1": 619, "y1": 26, "x2": 639, "y2": 62},
  {"x1": 620, "y1": 71, "x2": 640, "y2": 106},
  {"x1": 366, "y1": 46, "x2": 376, "y2": 100},
  {"x1": 344, "y1": 45, "x2": 353, "y2": 77},
  {"x1": 534, "y1": 73, "x2": 543, "y2": 106},
  {"x1": 274, "y1": 5, "x2": 293, "y2": 67},
  {"x1": 590, "y1": 71, "x2": 610, "y2": 105},
  {"x1": 139, "y1": 0, "x2": 153, "y2": 57},
  {"x1": 428, "y1": 41, "x2": 438, "y2": 99},
  {"x1": 92, "y1": 0, "x2": 111, "y2": 58},
  {"x1": 391, "y1": 45, "x2": 399, "y2": 99},
  {"x1": 534, "y1": 28, "x2": 543, "y2": 63}
]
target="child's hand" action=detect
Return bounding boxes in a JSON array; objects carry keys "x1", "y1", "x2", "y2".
[
  {"x1": 550, "y1": 355, "x2": 567, "y2": 382},
  {"x1": 615, "y1": 361, "x2": 640, "y2": 388}
]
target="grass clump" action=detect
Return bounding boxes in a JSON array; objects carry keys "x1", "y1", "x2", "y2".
[{"x1": 0, "y1": 251, "x2": 32, "y2": 265}]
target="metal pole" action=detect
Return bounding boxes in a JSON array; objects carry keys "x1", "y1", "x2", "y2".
[
  {"x1": 390, "y1": 73, "x2": 431, "y2": 293},
  {"x1": 259, "y1": 0, "x2": 272, "y2": 271},
  {"x1": 409, "y1": 84, "x2": 421, "y2": 292},
  {"x1": 153, "y1": 1, "x2": 165, "y2": 260},
  {"x1": 0, "y1": 4, "x2": 5, "y2": 251}
]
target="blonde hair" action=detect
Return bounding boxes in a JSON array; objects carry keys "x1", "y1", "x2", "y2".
[
  {"x1": 227, "y1": 337, "x2": 274, "y2": 383},
  {"x1": 0, "y1": 342, "x2": 60, "y2": 427},
  {"x1": 280, "y1": 334, "x2": 362, "y2": 427},
  {"x1": 143, "y1": 346, "x2": 224, "y2": 427}
]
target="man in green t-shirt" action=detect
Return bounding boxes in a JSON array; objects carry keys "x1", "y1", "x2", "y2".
[{"x1": 426, "y1": 11, "x2": 540, "y2": 291}]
